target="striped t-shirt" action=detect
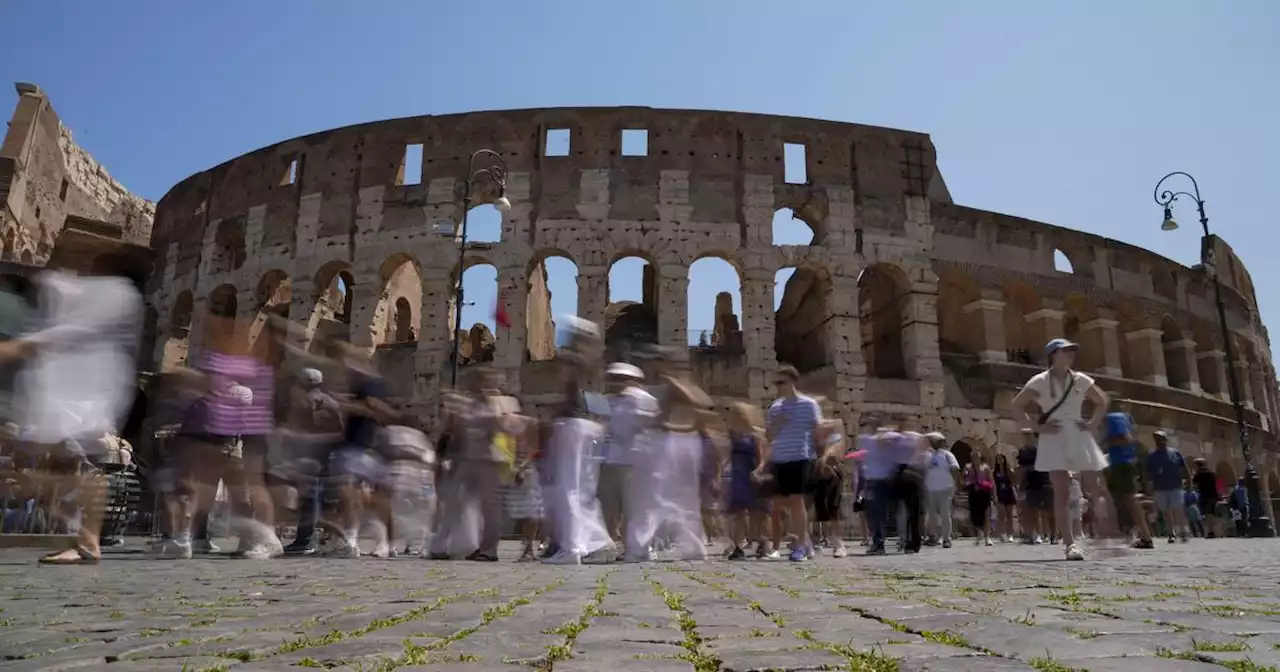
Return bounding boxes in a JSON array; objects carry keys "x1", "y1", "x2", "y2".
[
  {"x1": 766, "y1": 393, "x2": 821, "y2": 464},
  {"x1": 196, "y1": 351, "x2": 276, "y2": 437}
]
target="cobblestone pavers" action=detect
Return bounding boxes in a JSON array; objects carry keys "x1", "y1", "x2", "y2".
[{"x1": 3, "y1": 539, "x2": 1280, "y2": 671}]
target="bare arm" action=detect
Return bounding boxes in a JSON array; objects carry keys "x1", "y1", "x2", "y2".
[
  {"x1": 1010, "y1": 386, "x2": 1041, "y2": 432},
  {"x1": 1084, "y1": 384, "x2": 1109, "y2": 430}
]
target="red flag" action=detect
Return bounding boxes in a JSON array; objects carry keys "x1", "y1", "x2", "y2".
[{"x1": 495, "y1": 290, "x2": 510, "y2": 329}]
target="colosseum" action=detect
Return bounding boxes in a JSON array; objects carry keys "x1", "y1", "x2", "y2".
[{"x1": 140, "y1": 104, "x2": 1280, "y2": 520}]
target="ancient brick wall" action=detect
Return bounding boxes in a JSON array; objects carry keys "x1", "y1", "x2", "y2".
[
  {"x1": 0, "y1": 83, "x2": 155, "y2": 265},
  {"x1": 143, "y1": 106, "x2": 1280, "y2": 497}
]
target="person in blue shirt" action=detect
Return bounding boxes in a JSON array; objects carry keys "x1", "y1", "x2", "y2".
[
  {"x1": 1230, "y1": 478, "x2": 1250, "y2": 537},
  {"x1": 1144, "y1": 430, "x2": 1189, "y2": 543},
  {"x1": 1101, "y1": 412, "x2": 1153, "y2": 549},
  {"x1": 1182, "y1": 489, "x2": 1205, "y2": 538}
]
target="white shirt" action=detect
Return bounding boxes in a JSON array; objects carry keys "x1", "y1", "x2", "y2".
[
  {"x1": 924, "y1": 448, "x2": 960, "y2": 492},
  {"x1": 604, "y1": 386, "x2": 659, "y2": 466},
  {"x1": 15, "y1": 271, "x2": 142, "y2": 444}
]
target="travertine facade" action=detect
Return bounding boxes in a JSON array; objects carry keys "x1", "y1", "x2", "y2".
[
  {"x1": 144, "y1": 106, "x2": 1280, "y2": 516},
  {"x1": 0, "y1": 83, "x2": 155, "y2": 265}
]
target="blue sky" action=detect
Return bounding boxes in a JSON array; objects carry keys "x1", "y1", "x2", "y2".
[{"x1": 5, "y1": 1, "x2": 1278, "y2": 352}]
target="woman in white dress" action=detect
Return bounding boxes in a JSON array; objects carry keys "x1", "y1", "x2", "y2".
[
  {"x1": 1009, "y1": 338, "x2": 1110, "y2": 561},
  {"x1": 624, "y1": 374, "x2": 713, "y2": 562},
  {"x1": 542, "y1": 317, "x2": 616, "y2": 565}
]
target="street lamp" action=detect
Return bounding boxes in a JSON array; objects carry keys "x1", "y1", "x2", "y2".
[
  {"x1": 1154, "y1": 171, "x2": 1273, "y2": 537},
  {"x1": 445, "y1": 149, "x2": 510, "y2": 388}
]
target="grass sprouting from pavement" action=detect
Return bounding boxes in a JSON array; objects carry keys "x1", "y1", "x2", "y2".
[
  {"x1": 647, "y1": 577, "x2": 721, "y2": 672},
  {"x1": 1028, "y1": 656, "x2": 1085, "y2": 672},
  {"x1": 540, "y1": 571, "x2": 613, "y2": 668},
  {"x1": 1194, "y1": 639, "x2": 1252, "y2": 652},
  {"x1": 792, "y1": 629, "x2": 900, "y2": 672}
]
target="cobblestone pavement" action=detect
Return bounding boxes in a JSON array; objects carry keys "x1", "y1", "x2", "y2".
[{"x1": 3, "y1": 539, "x2": 1280, "y2": 671}]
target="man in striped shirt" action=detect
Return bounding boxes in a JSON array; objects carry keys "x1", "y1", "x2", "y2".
[{"x1": 761, "y1": 365, "x2": 822, "y2": 562}]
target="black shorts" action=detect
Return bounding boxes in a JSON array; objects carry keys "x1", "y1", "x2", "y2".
[
  {"x1": 772, "y1": 460, "x2": 812, "y2": 497},
  {"x1": 1025, "y1": 488, "x2": 1052, "y2": 512},
  {"x1": 812, "y1": 476, "x2": 843, "y2": 522}
]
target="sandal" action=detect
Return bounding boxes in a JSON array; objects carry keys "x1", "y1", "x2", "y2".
[
  {"x1": 465, "y1": 551, "x2": 499, "y2": 562},
  {"x1": 39, "y1": 547, "x2": 100, "y2": 566}
]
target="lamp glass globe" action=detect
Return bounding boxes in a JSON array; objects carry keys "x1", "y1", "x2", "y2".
[{"x1": 494, "y1": 196, "x2": 512, "y2": 213}]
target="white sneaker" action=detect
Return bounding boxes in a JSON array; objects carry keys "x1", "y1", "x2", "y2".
[
  {"x1": 832, "y1": 546, "x2": 848, "y2": 558},
  {"x1": 155, "y1": 539, "x2": 192, "y2": 559},
  {"x1": 1065, "y1": 543, "x2": 1085, "y2": 561},
  {"x1": 543, "y1": 550, "x2": 582, "y2": 565},
  {"x1": 764, "y1": 550, "x2": 782, "y2": 560},
  {"x1": 1033, "y1": 535, "x2": 1044, "y2": 545},
  {"x1": 984, "y1": 538, "x2": 994, "y2": 547}
]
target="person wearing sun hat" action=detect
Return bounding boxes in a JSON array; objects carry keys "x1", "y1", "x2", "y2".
[
  {"x1": 599, "y1": 361, "x2": 659, "y2": 546},
  {"x1": 1010, "y1": 338, "x2": 1113, "y2": 561}
]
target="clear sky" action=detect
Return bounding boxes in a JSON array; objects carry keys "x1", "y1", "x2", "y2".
[{"x1": 5, "y1": 1, "x2": 1277, "y2": 354}]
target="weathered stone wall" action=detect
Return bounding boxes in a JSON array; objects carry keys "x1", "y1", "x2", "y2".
[
  {"x1": 143, "y1": 106, "x2": 1280, "y2": 503},
  {"x1": 0, "y1": 83, "x2": 154, "y2": 265}
]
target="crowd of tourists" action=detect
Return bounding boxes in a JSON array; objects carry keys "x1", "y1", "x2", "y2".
[{"x1": 0, "y1": 258, "x2": 1256, "y2": 565}]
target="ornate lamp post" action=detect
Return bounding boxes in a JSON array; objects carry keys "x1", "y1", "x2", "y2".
[
  {"x1": 445, "y1": 149, "x2": 510, "y2": 388},
  {"x1": 1154, "y1": 171, "x2": 1273, "y2": 537}
]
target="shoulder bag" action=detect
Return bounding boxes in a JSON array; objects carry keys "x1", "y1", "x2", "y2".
[{"x1": 1037, "y1": 371, "x2": 1076, "y2": 427}]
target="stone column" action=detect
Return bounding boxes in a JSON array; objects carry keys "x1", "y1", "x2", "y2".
[
  {"x1": 1197, "y1": 349, "x2": 1229, "y2": 401},
  {"x1": 826, "y1": 273, "x2": 867, "y2": 418},
  {"x1": 741, "y1": 268, "x2": 778, "y2": 404},
  {"x1": 186, "y1": 296, "x2": 210, "y2": 361},
  {"x1": 345, "y1": 283, "x2": 381, "y2": 356},
  {"x1": 494, "y1": 266, "x2": 527, "y2": 368},
  {"x1": 1023, "y1": 305, "x2": 1064, "y2": 365},
  {"x1": 1078, "y1": 314, "x2": 1122, "y2": 377},
  {"x1": 1250, "y1": 368, "x2": 1271, "y2": 431},
  {"x1": 413, "y1": 269, "x2": 456, "y2": 426},
  {"x1": 657, "y1": 265, "x2": 689, "y2": 357},
  {"x1": 1235, "y1": 360, "x2": 1256, "y2": 410},
  {"x1": 961, "y1": 296, "x2": 1007, "y2": 363},
  {"x1": 1124, "y1": 328, "x2": 1168, "y2": 386},
  {"x1": 576, "y1": 268, "x2": 608, "y2": 390},
  {"x1": 901, "y1": 276, "x2": 942, "y2": 381},
  {"x1": 1163, "y1": 336, "x2": 1201, "y2": 393}
]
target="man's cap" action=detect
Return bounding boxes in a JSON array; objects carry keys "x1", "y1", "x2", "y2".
[
  {"x1": 1020, "y1": 427, "x2": 1037, "y2": 435},
  {"x1": 1044, "y1": 338, "x2": 1078, "y2": 359},
  {"x1": 923, "y1": 431, "x2": 945, "y2": 442},
  {"x1": 1153, "y1": 429, "x2": 1168, "y2": 438},
  {"x1": 606, "y1": 362, "x2": 645, "y2": 380},
  {"x1": 300, "y1": 368, "x2": 323, "y2": 386}
]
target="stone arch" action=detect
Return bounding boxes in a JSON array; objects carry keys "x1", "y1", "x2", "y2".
[
  {"x1": 936, "y1": 268, "x2": 982, "y2": 357},
  {"x1": 688, "y1": 255, "x2": 743, "y2": 349},
  {"x1": 1215, "y1": 460, "x2": 1237, "y2": 493},
  {"x1": 310, "y1": 261, "x2": 356, "y2": 349},
  {"x1": 249, "y1": 270, "x2": 291, "y2": 361},
  {"x1": 527, "y1": 251, "x2": 579, "y2": 361},
  {"x1": 392, "y1": 298, "x2": 413, "y2": 342},
  {"x1": 775, "y1": 263, "x2": 831, "y2": 374},
  {"x1": 456, "y1": 262, "x2": 499, "y2": 367},
  {"x1": 19, "y1": 249, "x2": 32, "y2": 265},
  {"x1": 375, "y1": 253, "x2": 422, "y2": 346},
  {"x1": 606, "y1": 253, "x2": 658, "y2": 351},
  {"x1": 1161, "y1": 315, "x2": 1192, "y2": 390},
  {"x1": 952, "y1": 440, "x2": 976, "y2": 472},
  {"x1": 858, "y1": 263, "x2": 910, "y2": 379},
  {"x1": 772, "y1": 207, "x2": 814, "y2": 246},
  {"x1": 1, "y1": 229, "x2": 14, "y2": 260},
  {"x1": 208, "y1": 284, "x2": 238, "y2": 318},
  {"x1": 1053, "y1": 248, "x2": 1074, "y2": 274},
  {"x1": 1001, "y1": 279, "x2": 1040, "y2": 364}
]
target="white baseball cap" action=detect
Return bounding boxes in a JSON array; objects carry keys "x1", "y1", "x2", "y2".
[{"x1": 606, "y1": 362, "x2": 645, "y2": 380}]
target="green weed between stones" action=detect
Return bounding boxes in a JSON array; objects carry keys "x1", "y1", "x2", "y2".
[
  {"x1": 1194, "y1": 639, "x2": 1252, "y2": 652},
  {"x1": 792, "y1": 629, "x2": 900, "y2": 672},
  {"x1": 1028, "y1": 656, "x2": 1085, "y2": 672},
  {"x1": 539, "y1": 572, "x2": 613, "y2": 669},
  {"x1": 648, "y1": 578, "x2": 721, "y2": 672},
  {"x1": 1065, "y1": 627, "x2": 1099, "y2": 640}
]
